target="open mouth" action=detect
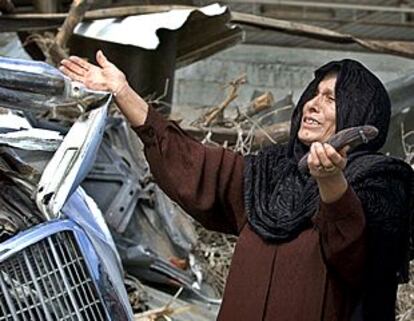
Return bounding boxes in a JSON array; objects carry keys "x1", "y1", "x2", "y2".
[{"x1": 303, "y1": 116, "x2": 321, "y2": 126}]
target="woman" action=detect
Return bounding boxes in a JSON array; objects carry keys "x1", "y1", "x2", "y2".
[{"x1": 61, "y1": 53, "x2": 413, "y2": 321}]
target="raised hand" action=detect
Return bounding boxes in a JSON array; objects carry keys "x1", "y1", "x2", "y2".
[{"x1": 60, "y1": 50, "x2": 127, "y2": 95}]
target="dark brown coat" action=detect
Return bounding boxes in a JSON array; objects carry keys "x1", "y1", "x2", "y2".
[{"x1": 134, "y1": 107, "x2": 366, "y2": 321}]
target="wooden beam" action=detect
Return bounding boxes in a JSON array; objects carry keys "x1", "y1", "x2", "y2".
[
  {"x1": 231, "y1": 11, "x2": 354, "y2": 43},
  {"x1": 222, "y1": 0, "x2": 414, "y2": 14},
  {"x1": 231, "y1": 11, "x2": 414, "y2": 59},
  {"x1": 258, "y1": 14, "x2": 414, "y2": 30}
]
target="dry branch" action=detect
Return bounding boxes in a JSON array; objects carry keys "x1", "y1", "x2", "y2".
[
  {"x1": 29, "y1": 0, "x2": 91, "y2": 66},
  {"x1": 202, "y1": 74, "x2": 246, "y2": 127},
  {"x1": 134, "y1": 306, "x2": 192, "y2": 321},
  {"x1": 236, "y1": 91, "x2": 274, "y2": 122},
  {"x1": 134, "y1": 287, "x2": 193, "y2": 321},
  {"x1": 55, "y1": 0, "x2": 90, "y2": 49}
]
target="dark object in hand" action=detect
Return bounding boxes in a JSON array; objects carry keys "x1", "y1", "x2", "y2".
[{"x1": 298, "y1": 125, "x2": 379, "y2": 173}]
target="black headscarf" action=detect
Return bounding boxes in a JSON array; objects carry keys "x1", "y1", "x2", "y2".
[{"x1": 244, "y1": 60, "x2": 413, "y2": 300}]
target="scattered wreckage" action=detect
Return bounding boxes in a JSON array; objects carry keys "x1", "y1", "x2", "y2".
[{"x1": 0, "y1": 56, "x2": 220, "y2": 320}]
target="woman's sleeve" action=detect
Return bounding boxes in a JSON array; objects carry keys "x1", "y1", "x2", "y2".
[
  {"x1": 351, "y1": 177, "x2": 411, "y2": 318},
  {"x1": 313, "y1": 186, "x2": 366, "y2": 289},
  {"x1": 133, "y1": 106, "x2": 246, "y2": 235},
  {"x1": 314, "y1": 176, "x2": 411, "y2": 293}
]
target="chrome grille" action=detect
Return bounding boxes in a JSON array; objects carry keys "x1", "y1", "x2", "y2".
[{"x1": 0, "y1": 231, "x2": 107, "y2": 321}]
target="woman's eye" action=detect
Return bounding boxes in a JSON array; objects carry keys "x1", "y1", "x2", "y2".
[{"x1": 328, "y1": 96, "x2": 335, "y2": 102}]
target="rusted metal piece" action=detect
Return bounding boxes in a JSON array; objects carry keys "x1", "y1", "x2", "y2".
[{"x1": 0, "y1": 0, "x2": 14, "y2": 13}]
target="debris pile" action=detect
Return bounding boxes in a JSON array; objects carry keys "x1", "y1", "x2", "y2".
[
  {"x1": 183, "y1": 74, "x2": 293, "y2": 156},
  {"x1": 193, "y1": 221, "x2": 237, "y2": 296}
]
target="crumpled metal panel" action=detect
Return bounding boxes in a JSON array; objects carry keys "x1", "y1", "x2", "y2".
[
  {"x1": 0, "y1": 56, "x2": 111, "y2": 114},
  {"x1": 0, "y1": 179, "x2": 43, "y2": 242},
  {"x1": 82, "y1": 116, "x2": 220, "y2": 303},
  {"x1": 0, "y1": 127, "x2": 62, "y2": 151},
  {"x1": 82, "y1": 136, "x2": 141, "y2": 233},
  {"x1": 36, "y1": 100, "x2": 110, "y2": 219}
]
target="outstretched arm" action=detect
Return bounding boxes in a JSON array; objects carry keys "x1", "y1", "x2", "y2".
[
  {"x1": 60, "y1": 52, "x2": 247, "y2": 235},
  {"x1": 60, "y1": 50, "x2": 148, "y2": 127}
]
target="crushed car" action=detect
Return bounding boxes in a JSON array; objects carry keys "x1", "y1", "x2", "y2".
[{"x1": 0, "y1": 56, "x2": 219, "y2": 321}]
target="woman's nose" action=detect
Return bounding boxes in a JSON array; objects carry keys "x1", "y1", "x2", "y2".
[{"x1": 305, "y1": 95, "x2": 320, "y2": 113}]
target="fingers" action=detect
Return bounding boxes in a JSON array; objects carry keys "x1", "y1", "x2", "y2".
[
  {"x1": 339, "y1": 145, "x2": 350, "y2": 158},
  {"x1": 69, "y1": 56, "x2": 91, "y2": 71},
  {"x1": 308, "y1": 143, "x2": 322, "y2": 172},
  {"x1": 308, "y1": 142, "x2": 348, "y2": 176},
  {"x1": 324, "y1": 143, "x2": 347, "y2": 170},
  {"x1": 59, "y1": 65, "x2": 84, "y2": 83},
  {"x1": 60, "y1": 58, "x2": 87, "y2": 77},
  {"x1": 96, "y1": 50, "x2": 111, "y2": 68},
  {"x1": 313, "y1": 143, "x2": 333, "y2": 169}
]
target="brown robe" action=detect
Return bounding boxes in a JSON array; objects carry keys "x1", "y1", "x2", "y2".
[{"x1": 134, "y1": 106, "x2": 366, "y2": 321}]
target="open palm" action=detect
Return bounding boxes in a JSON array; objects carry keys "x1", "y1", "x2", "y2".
[{"x1": 60, "y1": 50, "x2": 126, "y2": 94}]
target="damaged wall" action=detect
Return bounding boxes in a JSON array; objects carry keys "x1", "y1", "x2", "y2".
[{"x1": 173, "y1": 44, "x2": 414, "y2": 121}]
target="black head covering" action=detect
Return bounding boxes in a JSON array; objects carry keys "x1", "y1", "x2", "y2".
[
  {"x1": 288, "y1": 59, "x2": 390, "y2": 160},
  {"x1": 244, "y1": 60, "x2": 413, "y2": 289}
]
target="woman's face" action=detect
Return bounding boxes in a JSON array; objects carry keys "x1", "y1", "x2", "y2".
[{"x1": 298, "y1": 73, "x2": 337, "y2": 145}]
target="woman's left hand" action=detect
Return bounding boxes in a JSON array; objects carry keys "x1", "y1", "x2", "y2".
[
  {"x1": 308, "y1": 142, "x2": 348, "y2": 179},
  {"x1": 308, "y1": 142, "x2": 349, "y2": 203}
]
